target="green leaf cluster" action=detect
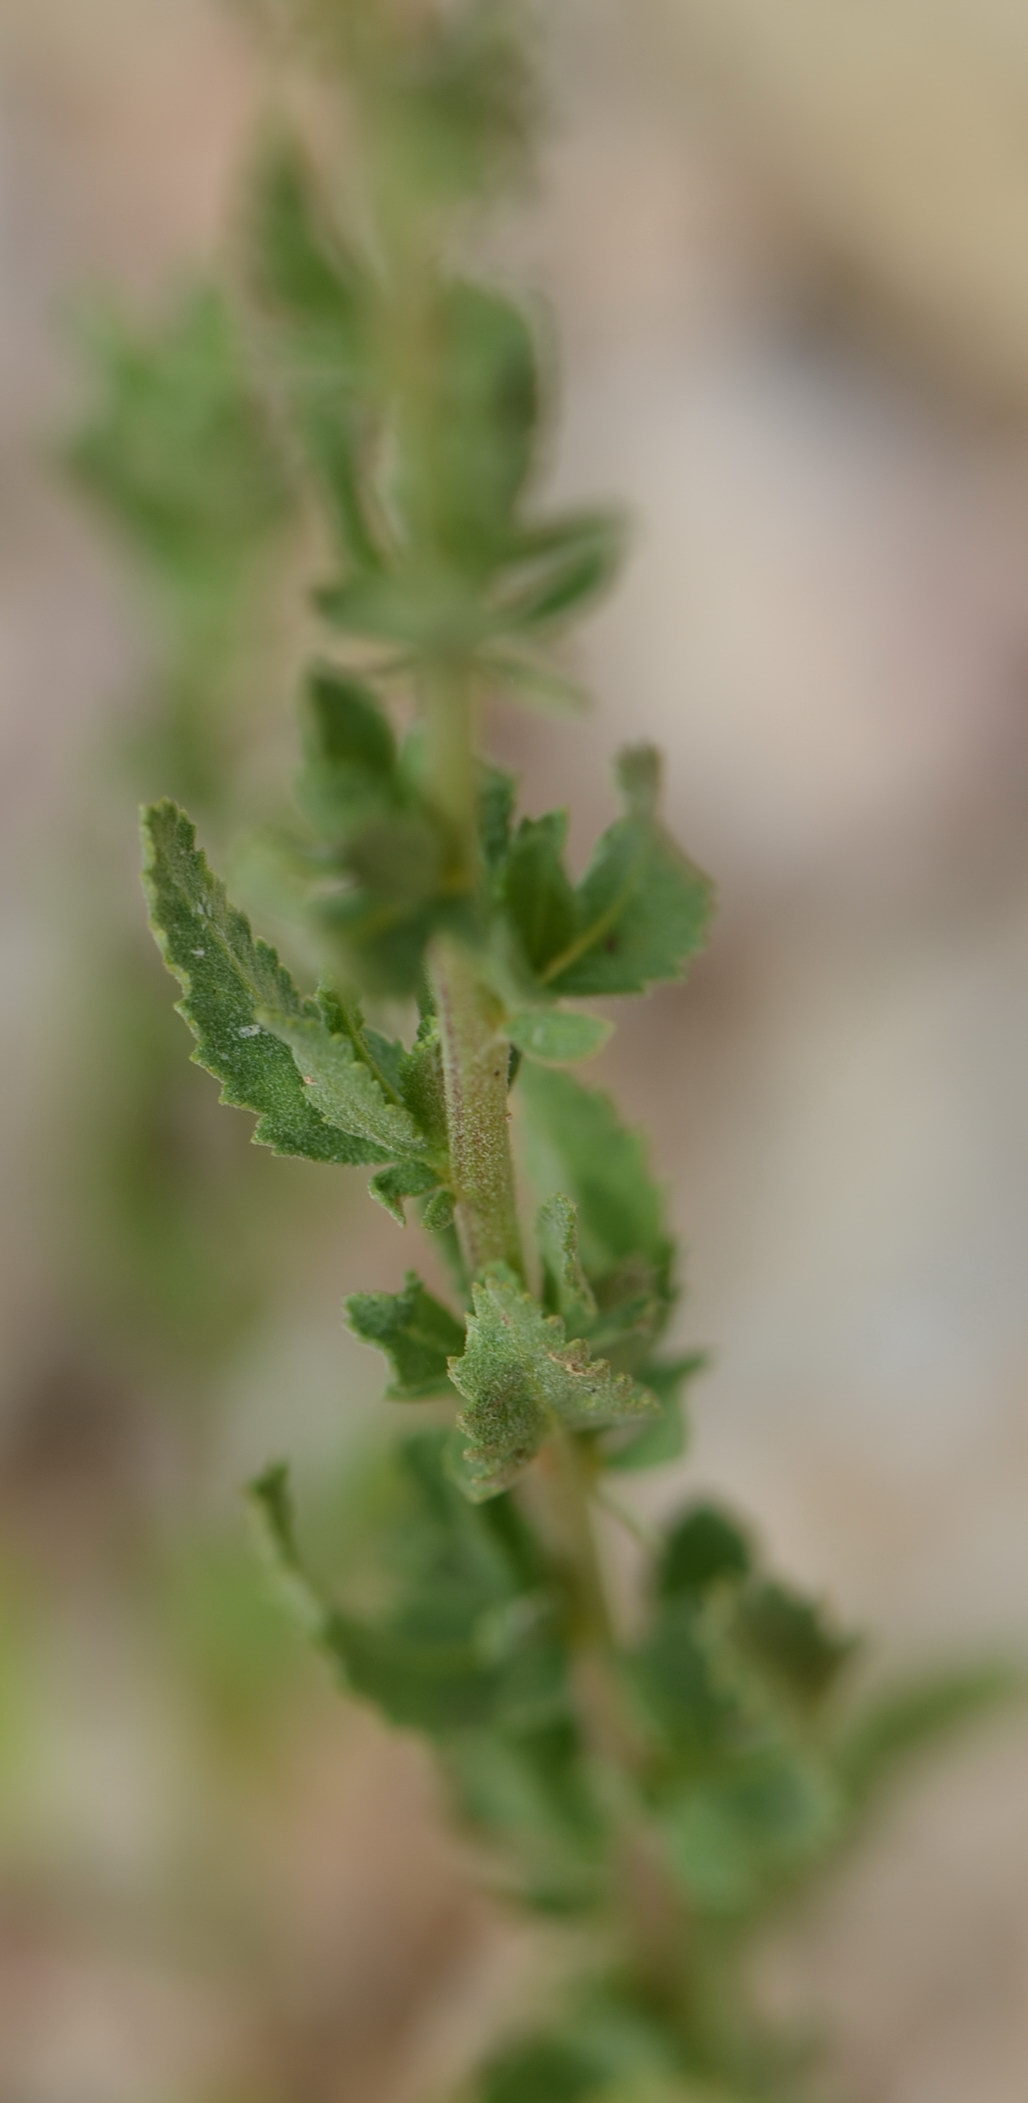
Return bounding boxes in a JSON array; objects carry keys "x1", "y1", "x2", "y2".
[
  {"x1": 141, "y1": 801, "x2": 451, "y2": 1216},
  {"x1": 496, "y1": 750, "x2": 713, "y2": 1005},
  {"x1": 126, "y1": 10, "x2": 1024, "y2": 2103},
  {"x1": 252, "y1": 1432, "x2": 604, "y2": 1909},
  {"x1": 249, "y1": 134, "x2": 621, "y2": 648},
  {"x1": 449, "y1": 1263, "x2": 659, "y2": 1500},
  {"x1": 635, "y1": 1502, "x2": 857, "y2": 1920}
]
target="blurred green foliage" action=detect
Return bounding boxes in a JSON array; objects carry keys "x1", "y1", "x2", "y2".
[{"x1": 52, "y1": 3, "x2": 1027, "y2": 2101}]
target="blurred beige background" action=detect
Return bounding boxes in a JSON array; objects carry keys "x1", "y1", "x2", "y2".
[{"x1": 2, "y1": 2, "x2": 1028, "y2": 2099}]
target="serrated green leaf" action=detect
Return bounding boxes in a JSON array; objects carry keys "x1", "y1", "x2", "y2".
[
  {"x1": 369, "y1": 1161, "x2": 440, "y2": 1224},
  {"x1": 507, "y1": 1008, "x2": 612, "y2": 1065},
  {"x1": 544, "y1": 749, "x2": 714, "y2": 998},
  {"x1": 518, "y1": 1065, "x2": 672, "y2": 1278},
  {"x1": 399, "y1": 1018, "x2": 449, "y2": 1150},
  {"x1": 141, "y1": 801, "x2": 383, "y2": 1164},
  {"x1": 346, "y1": 1272, "x2": 465, "y2": 1399},
  {"x1": 257, "y1": 1001, "x2": 429, "y2": 1159},
  {"x1": 448, "y1": 1265, "x2": 657, "y2": 1501}
]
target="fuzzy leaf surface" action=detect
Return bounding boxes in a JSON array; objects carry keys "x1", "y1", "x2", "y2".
[
  {"x1": 347, "y1": 1273, "x2": 465, "y2": 1399},
  {"x1": 448, "y1": 1266, "x2": 657, "y2": 1500},
  {"x1": 544, "y1": 749, "x2": 713, "y2": 998},
  {"x1": 500, "y1": 812, "x2": 577, "y2": 976},
  {"x1": 518, "y1": 1064, "x2": 671, "y2": 1278},
  {"x1": 141, "y1": 801, "x2": 383, "y2": 1164},
  {"x1": 257, "y1": 1002, "x2": 429, "y2": 1159},
  {"x1": 368, "y1": 1161, "x2": 440, "y2": 1224},
  {"x1": 507, "y1": 1008, "x2": 611, "y2": 1065},
  {"x1": 537, "y1": 1194, "x2": 596, "y2": 1333},
  {"x1": 255, "y1": 1434, "x2": 569, "y2": 1739}
]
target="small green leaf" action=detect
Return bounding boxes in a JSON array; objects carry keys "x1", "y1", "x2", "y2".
[
  {"x1": 448, "y1": 1266, "x2": 657, "y2": 1501},
  {"x1": 247, "y1": 139, "x2": 377, "y2": 564},
  {"x1": 633, "y1": 1598, "x2": 747, "y2": 1759},
  {"x1": 293, "y1": 1431, "x2": 570, "y2": 1740},
  {"x1": 258, "y1": 1000, "x2": 429, "y2": 1159},
  {"x1": 422, "y1": 1188, "x2": 457, "y2": 1233},
  {"x1": 507, "y1": 1008, "x2": 612, "y2": 1065},
  {"x1": 501, "y1": 813, "x2": 577, "y2": 977},
  {"x1": 399, "y1": 1018, "x2": 449, "y2": 1150},
  {"x1": 479, "y1": 765, "x2": 519, "y2": 871},
  {"x1": 369, "y1": 1161, "x2": 440, "y2": 1224},
  {"x1": 409, "y1": 278, "x2": 541, "y2": 575},
  {"x1": 347, "y1": 1272, "x2": 465, "y2": 1399},
  {"x1": 546, "y1": 749, "x2": 714, "y2": 999},
  {"x1": 298, "y1": 663, "x2": 399, "y2": 833},
  {"x1": 656, "y1": 1505, "x2": 753, "y2": 1601},
  {"x1": 537, "y1": 1194, "x2": 596, "y2": 1332},
  {"x1": 518, "y1": 1064, "x2": 672, "y2": 1278},
  {"x1": 249, "y1": 1463, "x2": 331, "y2": 1645},
  {"x1": 141, "y1": 801, "x2": 383, "y2": 1164},
  {"x1": 314, "y1": 811, "x2": 463, "y2": 998}
]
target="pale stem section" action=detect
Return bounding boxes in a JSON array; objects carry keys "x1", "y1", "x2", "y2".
[
  {"x1": 422, "y1": 656, "x2": 689, "y2": 2008},
  {"x1": 431, "y1": 933, "x2": 524, "y2": 1278},
  {"x1": 422, "y1": 659, "x2": 524, "y2": 1281}
]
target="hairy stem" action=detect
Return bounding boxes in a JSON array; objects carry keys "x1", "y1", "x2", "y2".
[
  {"x1": 423, "y1": 660, "x2": 523, "y2": 1281},
  {"x1": 422, "y1": 658, "x2": 688, "y2": 2005},
  {"x1": 432, "y1": 934, "x2": 523, "y2": 1278}
]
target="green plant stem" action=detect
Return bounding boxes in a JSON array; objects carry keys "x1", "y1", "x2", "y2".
[
  {"x1": 423, "y1": 660, "x2": 523, "y2": 1281},
  {"x1": 421, "y1": 658, "x2": 689, "y2": 2009},
  {"x1": 540, "y1": 1432, "x2": 691, "y2": 2012},
  {"x1": 432, "y1": 932, "x2": 523, "y2": 1278}
]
